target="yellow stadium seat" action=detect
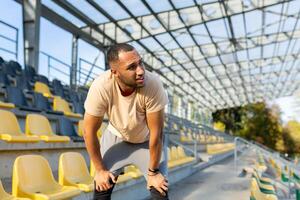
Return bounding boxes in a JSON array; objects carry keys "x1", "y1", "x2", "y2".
[
  {"x1": 252, "y1": 171, "x2": 275, "y2": 191},
  {"x1": 34, "y1": 82, "x2": 53, "y2": 98},
  {"x1": 53, "y1": 96, "x2": 82, "y2": 118},
  {"x1": 12, "y1": 155, "x2": 81, "y2": 200},
  {"x1": 1, "y1": 180, "x2": 31, "y2": 200},
  {"x1": 59, "y1": 152, "x2": 93, "y2": 192},
  {"x1": 0, "y1": 110, "x2": 39, "y2": 143},
  {"x1": 0, "y1": 101, "x2": 15, "y2": 109},
  {"x1": 90, "y1": 160, "x2": 96, "y2": 177},
  {"x1": 207, "y1": 143, "x2": 235, "y2": 155},
  {"x1": 78, "y1": 120, "x2": 102, "y2": 138},
  {"x1": 25, "y1": 114, "x2": 70, "y2": 143},
  {"x1": 177, "y1": 146, "x2": 195, "y2": 164},
  {"x1": 170, "y1": 146, "x2": 184, "y2": 167},
  {"x1": 90, "y1": 161, "x2": 133, "y2": 184},
  {"x1": 250, "y1": 178, "x2": 278, "y2": 200},
  {"x1": 124, "y1": 165, "x2": 143, "y2": 179},
  {"x1": 116, "y1": 174, "x2": 132, "y2": 184}
]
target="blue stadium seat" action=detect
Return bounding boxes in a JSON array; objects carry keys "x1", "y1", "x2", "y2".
[
  {"x1": 0, "y1": 56, "x2": 4, "y2": 65},
  {"x1": 68, "y1": 90, "x2": 79, "y2": 102},
  {"x1": 52, "y1": 79, "x2": 65, "y2": 98},
  {"x1": 24, "y1": 66, "x2": 36, "y2": 82},
  {"x1": 33, "y1": 92, "x2": 63, "y2": 115},
  {"x1": 36, "y1": 74, "x2": 49, "y2": 85},
  {"x1": 78, "y1": 91, "x2": 87, "y2": 103},
  {"x1": 3, "y1": 60, "x2": 22, "y2": 76},
  {"x1": 72, "y1": 101, "x2": 85, "y2": 115},
  {"x1": 16, "y1": 74, "x2": 32, "y2": 92},
  {"x1": 58, "y1": 116, "x2": 84, "y2": 142},
  {"x1": 0, "y1": 73, "x2": 10, "y2": 87},
  {"x1": 6, "y1": 86, "x2": 41, "y2": 112}
]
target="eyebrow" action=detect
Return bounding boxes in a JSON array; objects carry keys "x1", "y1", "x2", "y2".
[{"x1": 126, "y1": 58, "x2": 142, "y2": 69}]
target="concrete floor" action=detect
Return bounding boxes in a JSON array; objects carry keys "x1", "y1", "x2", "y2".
[{"x1": 168, "y1": 151, "x2": 255, "y2": 200}]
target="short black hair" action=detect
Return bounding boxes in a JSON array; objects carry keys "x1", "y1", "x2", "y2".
[{"x1": 107, "y1": 43, "x2": 135, "y2": 64}]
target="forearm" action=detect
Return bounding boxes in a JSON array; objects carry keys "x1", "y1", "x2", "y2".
[
  {"x1": 149, "y1": 131, "x2": 163, "y2": 170},
  {"x1": 83, "y1": 114, "x2": 106, "y2": 172},
  {"x1": 84, "y1": 132, "x2": 106, "y2": 171}
]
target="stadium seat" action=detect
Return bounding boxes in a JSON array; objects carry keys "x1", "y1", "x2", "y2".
[
  {"x1": 0, "y1": 109, "x2": 39, "y2": 143},
  {"x1": 53, "y1": 96, "x2": 82, "y2": 118},
  {"x1": 12, "y1": 155, "x2": 81, "y2": 199},
  {"x1": 16, "y1": 74, "x2": 32, "y2": 92},
  {"x1": 168, "y1": 146, "x2": 186, "y2": 168},
  {"x1": 34, "y1": 81, "x2": 53, "y2": 98},
  {"x1": 0, "y1": 180, "x2": 30, "y2": 200},
  {"x1": 23, "y1": 66, "x2": 36, "y2": 83},
  {"x1": 33, "y1": 93, "x2": 63, "y2": 115},
  {"x1": 90, "y1": 161, "x2": 135, "y2": 184},
  {"x1": 124, "y1": 165, "x2": 143, "y2": 179},
  {"x1": 25, "y1": 114, "x2": 70, "y2": 142},
  {"x1": 250, "y1": 177, "x2": 278, "y2": 200},
  {"x1": 72, "y1": 101, "x2": 84, "y2": 115},
  {"x1": 207, "y1": 143, "x2": 235, "y2": 155},
  {"x1": 0, "y1": 100, "x2": 15, "y2": 109},
  {"x1": 252, "y1": 171, "x2": 275, "y2": 192},
  {"x1": 0, "y1": 56, "x2": 4, "y2": 65},
  {"x1": 68, "y1": 90, "x2": 79, "y2": 103},
  {"x1": 59, "y1": 152, "x2": 94, "y2": 192},
  {"x1": 177, "y1": 146, "x2": 195, "y2": 163},
  {"x1": 0, "y1": 73, "x2": 10, "y2": 87},
  {"x1": 58, "y1": 116, "x2": 84, "y2": 142},
  {"x1": 52, "y1": 79, "x2": 65, "y2": 98},
  {"x1": 6, "y1": 86, "x2": 41, "y2": 112},
  {"x1": 36, "y1": 75, "x2": 49, "y2": 86}
]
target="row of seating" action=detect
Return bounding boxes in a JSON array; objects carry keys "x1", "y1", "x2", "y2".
[
  {"x1": 0, "y1": 85, "x2": 83, "y2": 117},
  {"x1": 206, "y1": 143, "x2": 235, "y2": 155},
  {"x1": 168, "y1": 146, "x2": 195, "y2": 168},
  {"x1": 250, "y1": 153, "x2": 278, "y2": 200},
  {"x1": 0, "y1": 58, "x2": 86, "y2": 117},
  {"x1": 0, "y1": 109, "x2": 97, "y2": 143},
  {"x1": 0, "y1": 58, "x2": 87, "y2": 102},
  {"x1": 1, "y1": 145, "x2": 194, "y2": 200},
  {"x1": 180, "y1": 132, "x2": 224, "y2": 143}
]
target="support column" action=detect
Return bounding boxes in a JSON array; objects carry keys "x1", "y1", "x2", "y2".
[
  {"x1": 23, "y1": 0, "x2": 41, "y2": 72},
  {"x1": 71, "y1": 35, "x2": 78, "y2": 89},
  {"x1": 104, "y1": 47, "x2": 109, "y2": 70}
]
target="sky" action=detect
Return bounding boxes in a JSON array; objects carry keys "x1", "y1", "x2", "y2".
[
  {"x1": 0, "y1": 0, "x2": 105, "y2": 85},
  {"x1": 0, "y1": 0, "x2": 299, "y2": 123}
]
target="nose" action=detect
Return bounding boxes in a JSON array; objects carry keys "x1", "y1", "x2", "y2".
[{"x1": 136, "y1": 64, "x2": 144, "y2": 76}]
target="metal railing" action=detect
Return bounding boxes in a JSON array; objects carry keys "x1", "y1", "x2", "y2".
[
  {"x1": 40, "y1": 51, "x2": 71, "y2": 85},
  {"x1": 78, "y1": 58, "x2": 104, "y2": 86},
  {"x1": 0, "y1": 20, "x2": 18, "y2": 60}
]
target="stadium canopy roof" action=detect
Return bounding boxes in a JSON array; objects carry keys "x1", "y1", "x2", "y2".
[{"x1": 21, "y1": 0, "x2": 300, "y2": 111}]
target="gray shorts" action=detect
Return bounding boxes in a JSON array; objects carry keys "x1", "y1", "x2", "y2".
[{"x1": 100, "y1": 128, "x2": 168, "y2": 179}]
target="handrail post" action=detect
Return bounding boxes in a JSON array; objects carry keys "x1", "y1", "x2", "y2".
[{"x1": 234, "y1": 137, "x2": 238, "y2": 173}]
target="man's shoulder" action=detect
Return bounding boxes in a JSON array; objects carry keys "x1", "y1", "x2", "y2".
[{"x1": 92, "y1": 70, "x2": 114, "y2": 89}]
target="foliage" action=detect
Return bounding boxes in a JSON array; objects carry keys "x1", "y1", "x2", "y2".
[{"x1": 212, "y1": 102, "x2": 284, "y2": 151}]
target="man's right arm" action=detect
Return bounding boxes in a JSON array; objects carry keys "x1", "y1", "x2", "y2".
[{"x1": 83, "y1": 113, "x2": 116, "y2": 191}]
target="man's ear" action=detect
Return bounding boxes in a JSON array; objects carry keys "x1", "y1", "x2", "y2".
[{"x1": 110, "y1": 64, "x2": 117, "y2": 75}]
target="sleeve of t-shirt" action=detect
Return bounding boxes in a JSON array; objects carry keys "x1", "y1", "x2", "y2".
[
  {"x1": 146, "y1": 75, "x2": 168, "y2": 113},
  {"x1": 84, "y1": 79, "x2": 107, "y2": 117}
]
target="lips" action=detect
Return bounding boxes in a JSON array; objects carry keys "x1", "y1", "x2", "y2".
[{"x1": 136, "y1": 77, "x2": 144, "y2": 83}]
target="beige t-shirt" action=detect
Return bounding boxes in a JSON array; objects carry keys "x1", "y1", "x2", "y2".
[{"x1": 84, "y1": 70, "x2": 168, "y2": 143}]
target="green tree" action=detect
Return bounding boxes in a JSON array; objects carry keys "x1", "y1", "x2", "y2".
[{"x1": 213, "y1": 102, "x2": 283, "y2": 150}]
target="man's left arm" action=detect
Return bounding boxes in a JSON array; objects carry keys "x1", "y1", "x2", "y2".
[{"x1": 146, "y1": 109, "x2": 168, "y2": 195}]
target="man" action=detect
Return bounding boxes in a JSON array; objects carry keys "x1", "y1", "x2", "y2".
[{"x1": 83, "y1": 43, "x2": 169, "y2": 200}]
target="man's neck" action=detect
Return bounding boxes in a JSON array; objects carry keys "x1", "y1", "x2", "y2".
[{"x1": 116, "y1": 79, "x2": 135, "y2": 96}]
